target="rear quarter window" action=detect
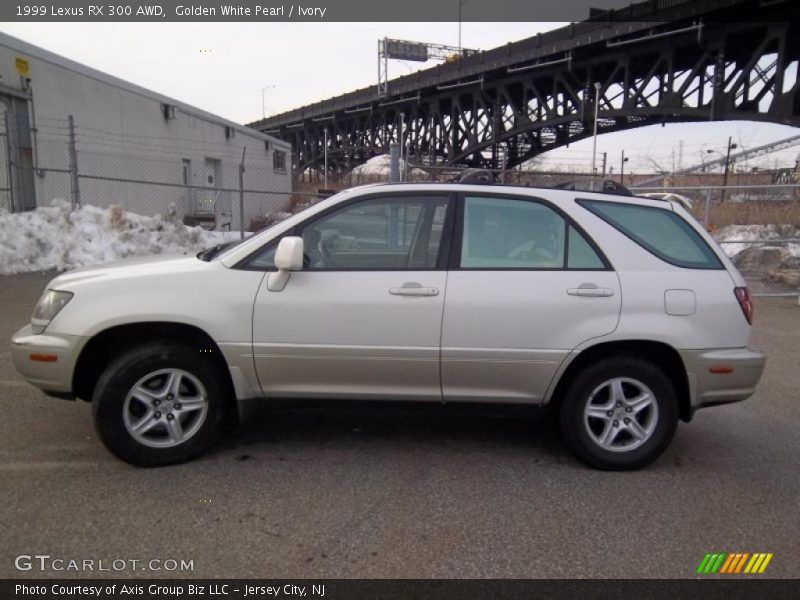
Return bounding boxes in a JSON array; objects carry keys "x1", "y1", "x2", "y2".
[{"x1": 578, "y1": 199, "x2": 723, "y2": 270}]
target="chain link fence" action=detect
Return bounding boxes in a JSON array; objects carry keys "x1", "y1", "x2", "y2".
[{"x1": 3, "y1": 116, "x2": 294, "y2": 232}]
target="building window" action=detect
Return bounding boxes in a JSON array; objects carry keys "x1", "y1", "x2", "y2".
[{"x1": 273, "y1": 150, "x2": 286, "y2": 172}]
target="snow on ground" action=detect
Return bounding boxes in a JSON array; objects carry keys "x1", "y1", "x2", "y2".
[
  {"x1": 0, "y1": 200, "x2": 247, "y2": 275},
  {"x1": 712, "y1": 224, "x2": 800, "y2": 258}
]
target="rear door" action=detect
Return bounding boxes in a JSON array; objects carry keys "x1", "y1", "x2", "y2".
[{"x1": 440, "y1": 193, "x2": 621, "y2": 403}]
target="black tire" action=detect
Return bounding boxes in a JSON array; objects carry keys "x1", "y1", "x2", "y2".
[
  {"x1": 559, "y1": 356, "x2": 679, "y2": 470},
  {"x1": 92, "y1": 342, "x2": 229, "y2": 467}
]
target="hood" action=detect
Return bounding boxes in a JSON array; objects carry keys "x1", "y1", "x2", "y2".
[{"x1": 48, "y1": 253, "x2": 208, "y2": 289}]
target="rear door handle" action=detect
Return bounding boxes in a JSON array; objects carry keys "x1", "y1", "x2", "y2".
[
  {"x1": 390, "y1": 282, "x2": 440, "y2": 297},
  {"x1": 567, "y1": 283, "x2": 614, "y2": 297}
]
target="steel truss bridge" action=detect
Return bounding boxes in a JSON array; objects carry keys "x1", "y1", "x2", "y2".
[{"x1": 250, "y1": 0, "x2": 800, "y2": 179}]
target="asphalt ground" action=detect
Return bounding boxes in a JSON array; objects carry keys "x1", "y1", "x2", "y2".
[{"x1": 0, "y1": 271, "x2": 798, "y2": 579}]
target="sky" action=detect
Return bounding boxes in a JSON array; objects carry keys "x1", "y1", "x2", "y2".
[{"x1": 1, "y1": 22, "x2": 799, "y2": 174}]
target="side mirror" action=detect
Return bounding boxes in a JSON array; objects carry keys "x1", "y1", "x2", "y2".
[
  {"x1": 275, "y1": 236, "x2": 304, "y2": 271},
  {"x1": 267, "y1": 236, "x2": 303, "y2": 292}
]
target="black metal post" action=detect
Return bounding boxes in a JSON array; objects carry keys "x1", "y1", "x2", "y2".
[{"x1": 721, "y1": 136, "x2": 733, "y2": 202}]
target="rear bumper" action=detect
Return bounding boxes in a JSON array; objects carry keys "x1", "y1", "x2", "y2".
[
  {"x1": 681, "y1": 347, "x2": 766, "y2": 413},
  {"x1": 10, "y1": 324, "x2": 86, "y2": 397}
]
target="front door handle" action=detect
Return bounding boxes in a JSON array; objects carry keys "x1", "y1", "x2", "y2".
[
  {"x1": 567, "y1": 283, "x2": 614, "y2": 297},
  {"x1": 390, "y1": 282, "x2": 440, "y2": 297}
]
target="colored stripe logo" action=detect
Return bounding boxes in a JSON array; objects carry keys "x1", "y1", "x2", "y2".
[{"x1": 696, "y1": 552, "x2": 773, "y2": 574}]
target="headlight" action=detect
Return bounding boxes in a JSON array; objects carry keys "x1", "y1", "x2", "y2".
[{"x1": 31, "y1": 290, "x2": 73, "y2": 334}]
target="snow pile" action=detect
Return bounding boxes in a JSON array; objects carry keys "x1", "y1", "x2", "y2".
[
  {"x1": 352, "y1": 154, "x2": 399, "y2": 176},
  {"x1": 0, "y1": 200, "x2": 244, "y2": 275},
  {"x1": 351, "y1": 154, "x2": 424, "y2": 178},
  {"x1": 713, "y1": 224, "x2": 800, "y2": 258}
]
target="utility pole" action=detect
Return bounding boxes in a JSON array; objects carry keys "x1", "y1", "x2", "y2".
[
  {"x1": 458, "y1": 0, "x2": 467, "y2": 53},
  {"x1": 324, "y1": 128, "x2": 328, "y2": 190},
  {"x1": 67, "y1": 115, "x2": 81, "y2": 208},
  {"x1": 399, "y1": 113, "x2": 405, "y2": 182},
  {"x1": 238, "y1": 146, "x2": 246, "y2": 240},
  {"x1": 707, "y1": 137, "x2": 737, "y2": 202},
  {"x1": 601, "y1": 152, "x2": 607, "y2": 179},
  {"x1": 620, "y1": 149, "x2": 629, "y2": 184},
  {"x1": 722, "y1": 135, "x2": 735, "y2": 202},
  {"x1": 590, "y1": 82, "x2": 601, "y2": 191}
]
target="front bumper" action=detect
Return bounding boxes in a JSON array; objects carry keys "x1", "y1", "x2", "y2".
[
  {"x1": 681, "y1": 347, "x2": 766, "y2": 413},
  {"x1": 10, "y1": 325, "x2": 86, "y2": 397}
]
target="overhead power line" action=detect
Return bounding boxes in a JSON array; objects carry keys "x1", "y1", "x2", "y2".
[{"x1": 633, "y1": 134, "x2": 800, "y2": 187}]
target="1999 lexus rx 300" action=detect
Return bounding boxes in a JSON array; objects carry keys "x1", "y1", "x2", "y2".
[{"x1": 11, "y1": 183, "x2": 765, "y2": 469}]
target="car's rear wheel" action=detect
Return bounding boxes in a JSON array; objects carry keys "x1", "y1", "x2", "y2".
[
  {"x1": 92, "y1": 343, "x2": 228, "y2": 466},
  {"x1": 559, "y1": 356, "x2": 678, "y2": 470}
]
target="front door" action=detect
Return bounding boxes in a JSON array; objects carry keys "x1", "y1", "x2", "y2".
[
  {"x1": 441, "y1": 194, "x2": 622, "y2": 403},
  {"x1": 252, "y1": 193, "x2": 453, "y2": 400}
]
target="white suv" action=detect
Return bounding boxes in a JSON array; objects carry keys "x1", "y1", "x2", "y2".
[{"x1": 11, "y1": 183, "x2": 765, "y2": 469}]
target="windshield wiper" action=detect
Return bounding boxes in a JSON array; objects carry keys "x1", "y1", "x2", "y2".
[{"x1": 197, "y1": 242, "x2": 235, "y2": 261}]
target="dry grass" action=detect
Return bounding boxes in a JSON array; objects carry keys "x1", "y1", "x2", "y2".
[{"x1": 693, "y1": 200, "x2": 800, "y2": 228}]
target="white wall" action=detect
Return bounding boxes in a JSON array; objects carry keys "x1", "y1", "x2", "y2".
[{"x1": 0, "y1": 32, "x2": 291, "y2": 229}]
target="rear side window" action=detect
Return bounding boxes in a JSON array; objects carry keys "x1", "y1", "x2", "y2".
[
  {"x1": 578, "y1": 199, "x2": 723, "y2": 270},
  {"x1": 567, "y1": 225, "x2": 605, "y2": 269}
]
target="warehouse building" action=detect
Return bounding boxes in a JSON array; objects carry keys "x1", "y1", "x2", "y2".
[{"x1": 0, "y1": 32, "x2": 291, "y2": 229}]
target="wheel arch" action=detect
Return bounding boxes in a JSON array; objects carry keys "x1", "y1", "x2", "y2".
[
  {"x1": 73, "y1": 322, "x2": 234, "y2": 405},
  {"x1": 546, "y1": 339, "x2": 692, "y2": 422}
]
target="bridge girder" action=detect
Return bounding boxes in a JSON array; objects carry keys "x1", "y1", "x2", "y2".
[{"x1": 256, "y1": 17, "x2": 800, "y2": 178}]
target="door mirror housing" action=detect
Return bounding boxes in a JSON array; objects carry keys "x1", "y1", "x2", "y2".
[
  {"x1": 274, "y1": 236, "x2": 304, "y2": 271},
  {"x1": 268, "y1": 236, "x2": 303, "y2": 291}
]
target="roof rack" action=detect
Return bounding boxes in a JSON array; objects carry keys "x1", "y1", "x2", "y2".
[
  {"x1": 599, "y1": 180, "x2": 633, "y2": 196},
  {"x1": 455, "y1": 169, "x2": 496, "y2": 184}
]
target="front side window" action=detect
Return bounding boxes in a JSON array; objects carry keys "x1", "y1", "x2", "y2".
[
  {"x1": 244, "y1": 243, "x2": 278, "y2": 270},
  {"x1": 578, "y1": 199, "x2": 722, "y2": 269},
  {"x1": 299, "y1": 196, "x2": 450, "y2": 270},
  {"x1": 460, "y1": 196, "x2": 566, "y2": 269}
]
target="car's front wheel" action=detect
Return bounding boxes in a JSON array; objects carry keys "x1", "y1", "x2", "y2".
[
  {"x1": 92, "y1": 343, "x2": 228, "y2": 466},
  {"x1": 559, "y1": 356, "x2": 679, "y2": 470}
]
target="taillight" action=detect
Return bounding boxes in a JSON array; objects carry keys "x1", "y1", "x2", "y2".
[{"x1": 734, "y1": 287, "x2": 754, "y2": 325}]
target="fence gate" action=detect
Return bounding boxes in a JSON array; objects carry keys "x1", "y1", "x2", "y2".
[
  {"x1": 0, "y1": 99, "x2": 12, "y2": 211},
  {"x1": 0, "y1": 93, "x2": 36, "y2": 212}
]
